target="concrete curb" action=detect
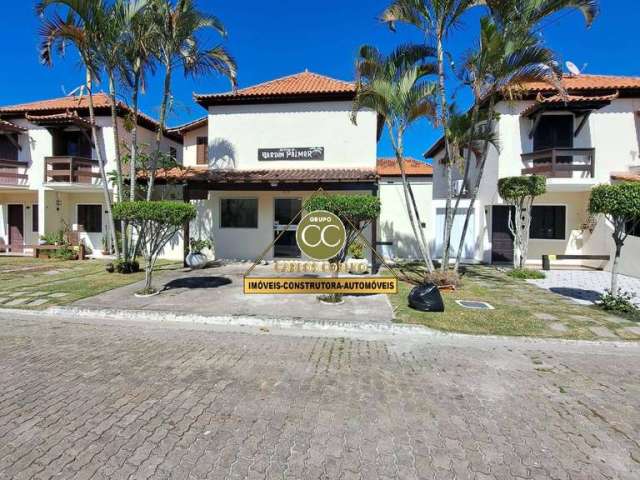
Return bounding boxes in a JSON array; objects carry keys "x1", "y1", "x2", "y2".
[{"x1": 45, "y1": 306, "x2": 438, "y2": 336}]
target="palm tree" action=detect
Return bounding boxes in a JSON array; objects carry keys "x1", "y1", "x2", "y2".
[
  {"x1": 381, "y1": 0, "x2": 483, "y2": 271},
  {"x1": 352, "y1": 44, "x2": 438, "y2": 274},
  {"x1": 145, "y1": 0, "x2": 237, "y2": 201},
  {"x1": 451, "y1": 1, "x2": 600, "y2": 269},
  {"x1": 37, "y1": 0, "x2": 120, "y2": 257}
]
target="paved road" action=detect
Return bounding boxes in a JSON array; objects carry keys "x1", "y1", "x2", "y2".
[{"x1": 0, "y1": 312, "x2": 639, "y2": 480}]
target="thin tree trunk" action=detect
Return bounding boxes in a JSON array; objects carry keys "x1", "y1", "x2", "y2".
[
  {"x1": 108, "y1": 73, "x2": 127, "y2": 261},
  {"x1": 147, "y1": 63, "x2": 172, "y2": 201},
  {"x1": 130, "y1": 70, "x2": 141, "y2": 203},
  {"x1": 611, "y1": 240, "x2": 622, "y2": 295},
  {"x1": 85, "y1": 68, "x2": 120, "y2": 257},
  {"x1": 437, "y1": 34, "x2": 453, "y2": 272},
  {"x1": 454, "y1": 97, "x2": 496, "y2": 270},
  {"x1": 395, "y1": 133, "x2": 434, "y2": 274}
]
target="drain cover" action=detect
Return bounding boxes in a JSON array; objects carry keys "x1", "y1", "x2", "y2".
[{"x1": 456, "y1": 300, "x2": 495, "y2": 310}]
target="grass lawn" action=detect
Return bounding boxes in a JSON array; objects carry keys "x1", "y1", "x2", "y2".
[
  {"x1": 0, "y1": 257, "x2": 180, "y2": 310},
  {"x1": 388, "y1": 265, "x2": 640, "y2": 341}
]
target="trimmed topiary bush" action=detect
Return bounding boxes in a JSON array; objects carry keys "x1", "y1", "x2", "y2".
[
  {"x1": 113, "y1": 201, "x2": 196, "y2": 294},
  {"x1": 589, "y1": 182, "x2": 640, "y2": 295},
  {"x1": 507, "y1": 268, "x2": 546, "y2": 280}
]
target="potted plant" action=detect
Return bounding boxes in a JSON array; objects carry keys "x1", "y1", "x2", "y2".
[
  {"x1": 187, "y1": 238, "x2": 212, "y2": 269},
  {"x1": 347, "y1": 241, "x2": 369, "y2": 274},
  {"x1": 101, "y1": 235, "x2": 110, "y2": 255}
]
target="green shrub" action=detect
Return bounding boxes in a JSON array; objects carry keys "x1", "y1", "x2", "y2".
[
  {"x1": 189, "y1": 238, "x2": 212, "y2": 253},
  {"x1": 599, "y1": 289, "x2": 639, "y2": 315},
  {"x1": 40, "y1": 230, "x2": 64, "y2": 245},
  {"x1": 51, "y1": 245, "x2": 77, "y2": 261},
  {"x1": 348, "y1": 241, "x2": 365, "y2": 259},
  {"x1": 507, "y1": 268, "x2": 546, "y2": 280},
  {"x1": 106, "y1": 259, "x2": 141, "y2": 274}
]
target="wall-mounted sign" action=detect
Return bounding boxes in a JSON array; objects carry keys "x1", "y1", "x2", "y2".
[{"x1": 258, "y1": 147, "x2": 324, "y2": 161}]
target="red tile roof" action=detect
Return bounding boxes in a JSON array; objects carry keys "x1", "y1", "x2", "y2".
[
  {"x1": 521, "y1": 92, "x2": 619, "y2": 117},
  {"x1": 0, "y1": 93, "x2": 182, "y2": 142},
  {"x1": 195, "y1": 71, "x2": 356, "y2": 106},
  {"x1": 25, "y1": 111, "x2": 94, "y2": 129},
  {"x1": 611, "y1": 172, "x2": 640, "y2": 182},
  {"x1": 141, "y1": 166, "x2": 377, "y2": 184},
  {"x1": 167, "y1": 117, "x2": 207, "y2": 135},
  {"x1": 0, "y1": 119, "x2": 25, "y2": 133},
  {"x1": 521, "y1": 74, "x2": 640, "y2": 93},
  {"x1": 377, "y1": 157, "x2": 433, "y2": 176}
]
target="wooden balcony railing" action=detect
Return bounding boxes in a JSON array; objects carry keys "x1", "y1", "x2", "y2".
[
  {"x1": 44, "y1": 156, "x2": 101, "y2": 184},
  {"x1": 0, "y1": 159, "x2": 28, "y2": 186},
  {"x1": 521, "y1": 148, "x2": 595, "y2": 178}
]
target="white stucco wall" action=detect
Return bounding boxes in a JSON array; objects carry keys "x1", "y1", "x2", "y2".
[
  {"x1": 182, "y1": 125, "x2": 209, "y2": 167},
  {"x1": 378, "y1": 177, "x2": 433, "y2": 259},
  {"x1": 204, "y1": 102, "x2": 378, "y2": 170}
]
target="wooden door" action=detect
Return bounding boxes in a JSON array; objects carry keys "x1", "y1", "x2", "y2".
[
  {"x1": 491, "y1": 206, "x2": 514, "y2": 264},
  {"x1": 8, "y1": 204, "x2": 24, "y2": 253}
]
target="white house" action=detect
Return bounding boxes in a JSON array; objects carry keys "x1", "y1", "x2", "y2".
[
  {"x1": 153, "y1": 71, "x2": 434, "y2": 264},
  {"x1": 0, "y1": 93, "x2": 182, "y2": 255},
  {"x1": 426, "y1": 73, "x2": 640, "y2": 277}
]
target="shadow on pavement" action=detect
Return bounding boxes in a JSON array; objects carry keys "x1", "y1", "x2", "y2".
[
  {"x1": 549, "y1": 287, "x2": 602, "y2": 303},
  {"x1": 162, "y1": 276, "x2": 232, "y2": 291}
]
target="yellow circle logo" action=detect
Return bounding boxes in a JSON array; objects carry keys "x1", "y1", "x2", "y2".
[{"x1": 296, "y1": 210, "x2": 346, "y2": 261}]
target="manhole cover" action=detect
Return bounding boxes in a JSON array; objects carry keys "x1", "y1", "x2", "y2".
[{"x1": 456, "y1": 300, "x2": 494, "y2": 310}]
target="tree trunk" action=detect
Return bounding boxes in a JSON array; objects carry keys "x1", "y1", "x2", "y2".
[
  {"x1": 130, "y1": 70, "x2": 141, "y2": 203},
  {"x1": 454, "y1": 96, "x2": 496, "y2": 270},
  {"x1": 108, "y1": 73, "x2": 127, "y2": 261},
  {"x1": 611, "y1": 240, "x2": 622, "y2": 295},
  {"x1": 85, "y1": 68, "x2": 120, "y2": 258},
  {"x1": 147, "y1": 63, "x2": 172, "y2": 201},
  {"x1": 437, "y1": 34, "x2": 453, "y2": 272},
  {"x1": 395, "y1": 136, "x2": 434, "y2": 274}
]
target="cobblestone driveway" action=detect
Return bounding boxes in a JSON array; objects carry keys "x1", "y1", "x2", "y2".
[{"x1": 0, "y1": 313, "x2": 639, "y2": 479}]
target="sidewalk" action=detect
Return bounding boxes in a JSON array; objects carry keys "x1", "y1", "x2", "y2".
[{"x1": 72, "y1": 262, "x2": 395, "y2": 324}]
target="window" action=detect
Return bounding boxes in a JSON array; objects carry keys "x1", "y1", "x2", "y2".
[
  {"x1": 220, "y1": 199, "x2": 258, "y2": 228},
  {"x1": 0, "y1": 135, "x2": 19, "y2": 160},
  {"x1": 626, "y1": 219, "x2": 640, "y2": 237},
  {"x1": 169, "y1": 146, "x2": 177, "y2": 161},
  {"x1": 32, "y1": 205, "x2": 38, "y2": 232},
  {"x1": 196, "y1": 137, "x2": 208, "y2": 165},
  {"x1": 530, "y1": 206, "x2": 566, "y2": 240},
  {"x1": 77, "y1": 204, "x2": 102, "y2": 233}
]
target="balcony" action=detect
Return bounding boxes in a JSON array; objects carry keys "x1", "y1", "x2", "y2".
[
  {"x1": 521, "y1": 148, "x2": 595, "y2": 178},
  {"x1": 44, "y1": 156, "x2": 101, "y2": 184},
  {"x1": 0, "y1": 159, "x2": 28, "y2": 187}
]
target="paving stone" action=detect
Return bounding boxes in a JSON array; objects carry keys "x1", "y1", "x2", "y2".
[
  {"x1": 0, "y1": 313, "x2": 638, "y2": 480},
  {"x1": 589, "y1": 326, "x2": 618, "y2": 338},
  {"x1": 48, "y1": 293, "x2": 68, "y2": 298},
  {"x1": 568, "y1": 315, "x2": 592, "y2": 323},
  {"x1": 604, "y1": 315, "x2": 629, "y2": 325},
  {"x1": 27, "y1": 299, "x2": 49, "y2": 306},
  {"x1": 534, "y1": 313, "x2": 557, "y2": 321},
  {"x1": 549, "y1": 323, "x2": 569, "y2": 332},
  {"x1": 0, "y1": 298, "x2": 8, "y2": 304},
  {"x1": 4, "y1": 298, "x2": 29, "y2": 306},
  {"x1": 8, "y1": 292, "x2": 29, "y2": 297}
]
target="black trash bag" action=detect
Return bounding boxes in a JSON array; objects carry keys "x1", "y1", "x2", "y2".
[{"x1": 408, "y1": 283, "x2": 445, "y2": 312}]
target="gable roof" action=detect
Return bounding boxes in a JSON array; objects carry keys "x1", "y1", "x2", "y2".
[
  {"x1": 424, "y1": 73, "x2": 640, "y2": 159},
  {"x1": 0, "y1": 93, "x2": 182, "y2": 143},
  {"x1": 377, "y1": 157, "x2": 433, "y2": 176},
  {"x1": 167, "y1": 116, "x2": 207, "y2": 135},
  {"x1": 195, "y1": 71, "x2": 356, "y2": 107}
]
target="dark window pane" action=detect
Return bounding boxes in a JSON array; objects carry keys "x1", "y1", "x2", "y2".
[
  {"x1": 32, "y1": 204, "x2": 39, "y2": 232},
  {"x1": 221, "y1": 199, "x2": 258, "y2": 228},
  {"x1": 626, "y1": 219, "x2": 640, "y2": 237},
  {"x1": 530, "y1": 206, "x2": 566, "y2": 240},
  {"x1": 0, "y1": 135, "x2": 19, "y2": 160},
  {"x1": 77, "y1": 204, "x2": 102, "y2": 233}
]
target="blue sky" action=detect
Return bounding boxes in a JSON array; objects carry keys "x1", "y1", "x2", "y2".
[{"x1": 0, "y1": 1, "x2": 637, "y2": 159}]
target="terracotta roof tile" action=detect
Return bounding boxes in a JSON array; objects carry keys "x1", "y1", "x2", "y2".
[
  {"x1": 377, "y1": 157, "x2": 433, "y2": 176},
  {"x1": 521, "y1": 92, "x2": 619, "y2": 117},
  {"x1": 0, "y1": 93, "x2": 182, "y2": 142},
  {"x1": 521, "y1": 74, "x2": 640, "y2": 93},
  {"x1": 25, "y1": 111, "x2": 94, "y2": 129},
  {"x1": 195, "y1": 71, "x2": 355, "y2": 105},
  {"x1": 611, "y1": 172, "x2": 640, "y2": 182},
  {"x1": 142, "y1": 167, "x2": 377, "y2": 183},
  {"x1": 167, "y1": 116, "x2": 207, "y2": 135},
  {"x1": 0, "y1": 119, "x2": 25, "y2": 133}
]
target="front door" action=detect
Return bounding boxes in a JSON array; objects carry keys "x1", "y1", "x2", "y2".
[
  {"x1": 491, "y1": 206, "x2": 514, "y2": 263},
  {"x1": 7, "y1": 204, "x2": 24, "y2": 253},
  {"x1": 274, "y1": 198, "x2": 302, "y2": 258}
]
